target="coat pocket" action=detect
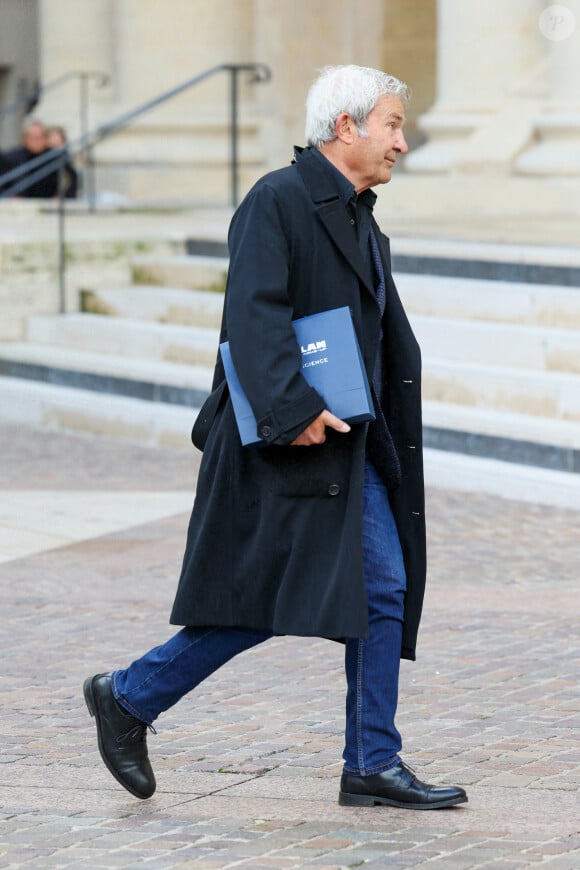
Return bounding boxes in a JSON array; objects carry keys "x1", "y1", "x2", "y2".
[
  {"x1": 259, "y1": 430, "x2": 351, "y2": 498},
  {"x1": 191, "y1": 380, "x2": 228, "y2": 451}
]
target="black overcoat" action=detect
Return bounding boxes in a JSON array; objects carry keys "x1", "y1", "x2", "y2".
[{"x1": 170, "y1": 147, "x2": 426, "y2": 660}]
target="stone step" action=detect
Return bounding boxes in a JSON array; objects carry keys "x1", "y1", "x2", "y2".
[
  {"x1": 423, "y1": 399, "x2": 580, "y2": 448},
  {"x1": 5, "y1": 339, "x2": 578, "y2": 428},
  {"x1": 396, "y1": 273, "x2": 580, "y2": 330},
  {"x1": 1, "y1": 352, "x2": 579, "y2": 471},
  {"x1": 423, "y1": 448, "x2": 580, "y2": 509},
  {"x1": 75, "y1": 291, "x2": 580, "y2": 378},
  {"x1": 126, "y1": 254, "x2": 580, "y2": 330},
  {"x1": 388, "y1": 235, "x2": 580, "y2": 287},
  {"x1": 82, "y1": 286, "x2": 224, "y2": 328},
  {"x1": 410, "y1": 314, "x2": 580, "y2": 373},
  {"x1": 0, "y1": 376, "x2": 198, "y2": 450},
  {"x1": 95, "y1": 134, "x2": 264, "y2": 166},
  {"x1": 389, "y1": 235, "x2": 580, "y2": 285},
  {"x1": 423, "y1": 357, "x2": 580, "y2": 422},
  {"x1": 2, "y1": 365, "x2": 577, "y2": 474},
  {"x1": 131, "y1": 254, "x2": 229, "y2": 290},
  {"x1": 0, "y1": 342, "x2": 213, "y2": 404},
  {"x1": 26, "y1": 314, "x2": 220, "y2": 367},
  {"x1": 422, "y1": 400, "x2": 580, "y2": 472},
  {"x1": 96, "y1": 165, "x2": 263, "y2": 206}
]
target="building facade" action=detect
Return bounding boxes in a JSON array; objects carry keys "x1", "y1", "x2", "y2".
[
  {"x1": 0, "y1": 0, "x2": 39, "y2": 149},
  {"x1": 2, "y1": 0, "x2": 580, "y2": 217}
]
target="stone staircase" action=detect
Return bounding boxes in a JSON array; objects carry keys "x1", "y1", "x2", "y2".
[
  {"x1": 93, "y1": 115, "x2": 267, "y2": 205},
  {"x1": 0, "y1": 245, "x2": 579, "y2": 472},
  {"x1": 394, "y1": 271, "x2": 580, "y2": 472},
  {"x1": 0, "y1": 255, "x2": 227, "y2": 449}
]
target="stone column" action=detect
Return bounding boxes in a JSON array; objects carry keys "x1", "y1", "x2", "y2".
[
  {"x1": 112, "y1": 0, "x2": 253, "y2": 112},
  {"x1": 37, "y1": 0, "x2": 115, "y2": 136},
  {"x1": 254, "y1": 0, "x2": 385, "y2": 171},
  {"x1": 405, "y1": 0, "x2": 545, "y2": 173},
  {"x1": 93, "y1": 0, "x2": 258, "y2": 202},
  {"x1": 516, "y1": 0, "x2": 580, "y2": 175},
  {"x1": 0, "y1": 0, "x2": 39, "y2": 148}
]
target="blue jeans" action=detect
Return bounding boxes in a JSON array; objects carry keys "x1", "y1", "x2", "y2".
[
  {"x1": 112, "y1": 457, "x2": 407, "y2": 776},
  {"x1": 343, "y1": 458, "x2": 406, "y2": 775}
]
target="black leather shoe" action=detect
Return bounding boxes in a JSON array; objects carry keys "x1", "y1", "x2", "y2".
[
  {"x1": 339, "y1": 761, "x2": 467, "y2": 809},
  {"x1": 83, "y1": 673, "x2": 156, "y2": 799}
]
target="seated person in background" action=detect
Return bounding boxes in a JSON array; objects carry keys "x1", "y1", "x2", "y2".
[
  {"x1": 0, "y1": 119, "x2": 59, "y2": 198},
  {"x1": 46, "y1": 126, "x2": 79, "y2": 199}
]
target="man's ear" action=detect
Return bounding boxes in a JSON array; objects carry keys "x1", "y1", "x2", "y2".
[{"x1": 334, "y1": 112, "x2": 356, "y2": 145}]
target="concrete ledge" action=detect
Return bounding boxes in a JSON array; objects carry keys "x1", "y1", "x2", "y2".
[
  {"x1": 3, "y1": 359, "x2": 579, "y2": 475},
  {"x1": 186, "y1": 238, "x2": 229, "y2": 258},
  {"x1": 184, "y1": 234, "x2": 580, "y2": 286},
  {"x1": 83, "y1": 285, "x2": 224, "y2": 328},
  {"x1": 131, "y1": 254, "x2": 229, "y2": 290},
  {"x1": 26, "y1": 314, "x2": 220, "y2": 366},
  {"x1": 396, "y1": 273, "x2": 580, "y2": 330},
  {"x1": 424, "y1": 448, "x2": 580, "y2": 509},
  {"x1": 411, "y1": 315, "x2": 580, "y2": 372},
  {"x1": 424, "y1": 426, "x2": 579, "y2": 474},
  {"x1": 0, "y1": 376, "x2": 196, "y2": 449},
  {"x1": 423, "y1": 358, "x2": 580, "y2": 421},
  {"x1": 0, "y1": 359, "x2": 208, "y2": 409},
  {"x1": 392, "y1": 254, "x2": 580, "y2": 287}
]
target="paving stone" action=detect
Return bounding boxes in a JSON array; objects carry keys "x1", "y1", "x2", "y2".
[{"x1": 0, "y1": 422, "x2": 578, "y2": 867}]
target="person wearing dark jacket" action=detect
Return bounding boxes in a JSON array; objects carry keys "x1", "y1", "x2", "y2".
[
  {"x1": 83, "y1": 65, "x2": 468, "y2": 811},
  {"x1": 0, "y1": 119, "x2": 59, "y2": 198},
  {"x1": 46, "y1": 126, "x2": 79, "y2": 199}
]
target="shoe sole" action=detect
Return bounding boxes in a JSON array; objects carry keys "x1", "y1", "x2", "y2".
[
  {"x1": 339, "y1": 791, "x2": 468, "y2": 809},
  {"x1": 83, "y1": 676, "x2": 155, "y2": 800}
]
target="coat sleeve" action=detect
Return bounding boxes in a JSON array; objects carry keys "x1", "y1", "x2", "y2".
[{"x1": 224, "y1": 181, "x2": 325, "y2": 445}]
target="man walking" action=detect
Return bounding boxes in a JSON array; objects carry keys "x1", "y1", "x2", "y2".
[{"x1": 84, "y1": 65, "x2": 467, "y2": 811}]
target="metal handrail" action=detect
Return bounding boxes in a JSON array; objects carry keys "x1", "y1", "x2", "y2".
[
  {"x1": 0, "y1": 82, "x2": 41, "y2": 120},
  {"x1": 1, "y1": 63, "x2": 270, "y2": 205},
  {"x1": 0, "y1": 143, "x2": 61, "y2": 190},
  {"x1": 0, "y1": 70, "x2": 110, "y2": 121},
  {"x1": 0, "y1": 63, "x2": 272, "y2": 312},
  {"x1": 0, "y1": 70, "x2": 110, "y2": 199}
]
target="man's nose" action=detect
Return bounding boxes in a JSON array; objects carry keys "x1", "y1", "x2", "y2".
[{"x1": 396, "y1": 132, "x2": 408, "y2": 154}]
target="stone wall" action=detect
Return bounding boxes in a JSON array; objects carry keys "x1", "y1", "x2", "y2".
[
  {"x1": 0, "y1": 0, "x2": 39, "y2": 149},
  {"x1": 33, "y1": 0, "x2": 437, "y2": 204},
  {"x1": 6, "y1": 0, "x2": 580, "y2": 218}
]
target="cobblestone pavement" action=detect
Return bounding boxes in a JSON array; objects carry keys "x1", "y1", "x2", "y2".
[{"x1": 0, "y1": 424, "x2": 579, "y2": 868}]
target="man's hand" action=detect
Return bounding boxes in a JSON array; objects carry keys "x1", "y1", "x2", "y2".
[{"x1": 290, "y1": 410, "x2": 351, "y2": 446}]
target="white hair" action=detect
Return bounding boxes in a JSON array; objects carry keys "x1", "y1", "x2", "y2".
[
  {"x1": 305, "y1": 65, "x2": 409, "y2": 148},
  {"x1": 22, "y1": 117, "x2": 45, "y2": 133}
]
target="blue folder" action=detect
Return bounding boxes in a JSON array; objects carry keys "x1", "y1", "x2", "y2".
[{"x1": 220, "y1": 306, "x2": 375, "y2": 446}]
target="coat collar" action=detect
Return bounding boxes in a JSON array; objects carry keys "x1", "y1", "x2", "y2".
[{"x1": 293, "y1": 146, "x2": 376, "y2": 294}]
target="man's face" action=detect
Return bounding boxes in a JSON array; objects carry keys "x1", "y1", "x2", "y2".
[
  {"x1": 46, "y1": 129, "x2": 66, "y2": 149},
  {"x1": 348, "y1": 95, "x2": 408, "y2": 192},
  {"x1": 23, "y1": 124, "x2": 47, "y2": 154}
]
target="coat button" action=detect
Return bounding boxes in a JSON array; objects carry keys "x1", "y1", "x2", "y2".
[
  {"x1": 260, "y1": 425, "x2": 272, "y2": 438},
  {"x1": 328, "y1": 483, "x2": 341, "y2": 496}
]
